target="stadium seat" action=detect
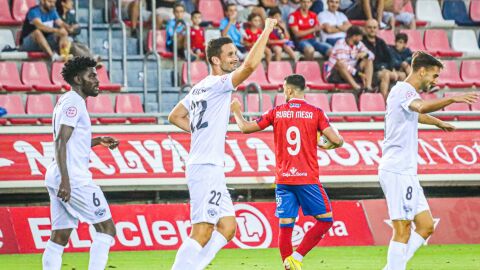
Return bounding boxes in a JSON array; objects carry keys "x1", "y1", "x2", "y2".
[
  {"x1": 182, "y1": 61, "x2": 208, "y2": 86},
  {"x1": 331, "y1": 93, "x2": 370, "y2": 122},
  {"x1": 305, "y1": 93, "x2": 330, "y2": 112},
  {"x1": 359, "y1": 93, "x2": 385, "y2": 121},
  {"x1": 424, "y1": 29, "x2": 462, "y2": 57},
  {"x1": 115, "y1": 94, "x2": 157, "y2": 124},
  {"x1": 0, "y1": 0, "x2": 20, "y2": 26},
  {"x1": 416, "y1": 0, "x2": 456, "y2": 27},
  {"x1": 274, "y1": 94, "x2": 286, "y2": 106},
  {"x1": 267, "y1": 61, "x2": 293, "y2": 87},
  {"x1": 198, "y1": 0, "x2": 223, "y2": 27},
  {"x1": 147, "y1": 30, "x2": 173, "y2": 58},
  {"x1": 50, "y1": 62, "x2": 70, "y2": 90},
  {"x1": 0, "y1": 29, "x2": 16, "y2": 53},
  {"x1": 11, "y1": 0, "x2": 36, "y2": 23},
  {"x1": 460, "y1": 60, "x2": 480, "y2": 87},
  {"x1": 13, "y1": 30, "x2": 48, "y2": 59},
  {"x1": 378, "y1": 30, "x2": 395, "y2": 45},
  {"x1": 238, "y1": 65, "x2": 278, "y2": 91},
  {"x1": 441, "y1": 92, "x2": 471, "y2": 121},
  {"x1": 96, "y1": 66, "x2": 122, "y2": 91},
  {"x1": 401, "y1": 2, "x2": 427, "y2": 26},
  {"x1": 25, "y1": 94, "x2": 53, "y2": 124},
  {"x1": 0, "y1": 94, "x2": 37, "y2": 124},
  {"x1": 471, "y1": 0, "x2": 480, "y2": 23},
  {"x1": 420, "y1": 93, "x2": 437, "y2": 101},
  {"x1": 0, "y1": 62, "x2": 31, "y2": 91},
  {"x1": 442, "y1": 0, "x2": 478, "y2": 26},
  {"x1": 437, "y1": 61, "x2": 473, "y2": 88},
  {"x1": 451, "y1": 30, "x2": 480, "y2": 58},
  {"x1": 399, "y1": 30, "x2": 426, "y2": 52},
  {"x1": 295, "y1": 61, "x2": 334, "y2": 90},
  {"x1": 87, "y1": 94, "x2": 127, "y2": 124},
  {"x1": 21, "y1": 62, "x2": 62, "y2": 92},
  {"x1": 458, "y1": 98, "x2": 480, "y2": 121},
  {"x1": 247, "y1": 93, "x2": 273, "y2": 113}
]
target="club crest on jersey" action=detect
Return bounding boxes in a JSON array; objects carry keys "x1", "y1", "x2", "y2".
[
  {"x1": 95, "y1": 208, "x2": 106, "y2": 217},
  {"x1": 289, "y1": 103, "x2": 301, "y2": 108},
  {"x1": 405, "y1": 91, "x2": 416, "y2": 99},
  {"x1": 65, "y1": 107, "x2": 77, "y2": 117},
  {"x1": 207, "y1": 208, "x2": 218, "y2": 218},
  {"x1": 309, "y1": 19, "x2": 315, "y2": 25}
]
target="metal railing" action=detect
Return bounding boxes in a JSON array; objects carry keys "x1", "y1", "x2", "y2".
[
  {"x1": 106, "y1": 0, "x2": 128, "y2": 87},
  {"x1": 173, "y1": 20, "x2": 191, "y2": 87}
]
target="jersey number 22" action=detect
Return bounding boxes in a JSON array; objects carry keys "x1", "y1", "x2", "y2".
[{"x1": 190, "y1": 100, "x2": 209, "y2": 132}]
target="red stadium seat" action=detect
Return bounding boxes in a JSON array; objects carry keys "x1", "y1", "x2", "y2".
[
  {"x1": 96, "y1": 66, "x2": 121, "y2": 91},
  {"x1": 441, "y1": 92, "x2": 471, "y2": 121},
  {"x1": 198, "y1": 0, "x2": 223, "y2": 27},
  {"x1": 460, "y1": 60, "x2": 480, "y2": 87},
  {"x1": 295, "y1": 61, "x2": 335, "y2": 90},
  {"x1": 471, "y1": 1, "x2": 480, "y2": 22},
  {"x1": 274, "y1": 94, "x2": 286, "y2": 106},
  {"x1": 378, "y1": 30, "x2": 395, "y2": 45},
  {"x1": 0, "y1": 94, "x2": 37, "y2": 124},
  {"x1": 437, "y1": 61, "x2": 473, "y2": 88},
  {"x1": 458, "y1": 98, "x2": 480, "y2": 121},
  {"x1": 11, "y1": 0, "x2": 36, "y2": 23},
  {"x1": 87, "y1": 94, "x2": 127, "y2": 124},
  {"x1": 21, "y1": 62, "x2": 62, "y2": 92},
  {"x1": 267, "y1": 61, "x2": 293, "y2": 87},
  {"x1": 424, "y1": 29, "x2": 462, "y2": 57},
  {"x1": 0, "y1": 0, "x2": 20, "y2": 26},
  {"x1": 51, "y1": 62, "x2": 71, "y2": 90},
  {"x1": 399, "y1": 30, "x2": 426, "y2": 52},
  {"x1": 305, "y1": 93, "x2": 330, "y2": 112},
  {"x1": 25, "y1": 94, "x2": 53, "y2": 124},
  {"x1": 0, "y1": 62, "x2": 31, "y2": 91},
  {"x1": 359, "y1": 93, "x2": 385, "y2": 121},
  {"x1": 331, "y1": 93, "x2": 370, "y2": 122},
  {"x1": 115, "y1": 94, "x2": 156, "y2": 124},
  {"x1": 238, "y1": 65, "x2": 278, "y2": 91},
  {"x1": 182, "y1": 61, "x2": 208, "y2": 85},
  {"x1": 420, "y1": 93, "x2": 437, "y2": 100},
  {"x1": 147, "y1": 30, "x2": 173, "y2": 58},
  {"x1": 247, "y1": 93, "x2": 273, "y2": 113}
]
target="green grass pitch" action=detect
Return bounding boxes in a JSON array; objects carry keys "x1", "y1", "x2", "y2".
[{"x1": 1, "y1": 244, "x2": 479, "y2": 270}]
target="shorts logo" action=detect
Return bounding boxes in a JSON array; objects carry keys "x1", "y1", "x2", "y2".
[
  {"x1": 65, "y1": 107, "x2": 77, "y2": 118},
  {"x1": 207, "y1": 208, "x2": 218, "y2": 218},
  {"x1": 276, "y1": 195, "x2": 282, "y2": 207},
  {"x1": 403, "y1": 205, "x2": 412, "y2": 214},
  {"x1": 232, "y1": 204, "x2": 273, "y2": 249},
  {"x1": 95, "y1": 208, "x2": 106, "y2": 217}
]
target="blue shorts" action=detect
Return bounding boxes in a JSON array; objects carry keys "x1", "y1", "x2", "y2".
[
  {"x1": 275, "y1": 184, "x2": 332, "y2": 218},
  {"x1": 296, "y1": 38, "x2": 332, "y2": 56}
]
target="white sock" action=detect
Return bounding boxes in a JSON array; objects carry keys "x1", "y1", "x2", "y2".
[
  {"x1": 88, "y1": 232, "x2": 114, "y2": 270},
  {"x1": 406, "y1": 231, "x2": 425, "y2": 261},
  {"x1": 292, "y1": 251, "x2": 304, "y2": 262},
  {"x1": 172, "y1": 237, "x2": 203, "y2": 270},
  {"x1": 197, "y1": 231, "x2": 228, "y2": 269},
  {"x1": 386, "y1": 241, "x2": 407, "y2": 270},
  {"x1": 42, "y1": 240, "x2": 64, "y2": 270}
]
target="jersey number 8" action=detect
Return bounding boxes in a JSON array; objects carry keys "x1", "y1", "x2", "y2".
[{"x1": 286, "y1": 126, "x2": 301, "y2": 156}]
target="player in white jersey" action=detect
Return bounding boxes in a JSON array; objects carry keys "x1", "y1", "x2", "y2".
[
  {"x1": 379, "y1": 51, "x2": 479, "y2": 270},
  {"x1": 168, "y1": 18, "x2": 278, "y2": 270},
  {"x1": 42, "y1": 57, "x2": 119, "y2": 270}
]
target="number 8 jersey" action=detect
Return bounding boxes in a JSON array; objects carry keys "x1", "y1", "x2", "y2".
[
  {"x1": 256, "y1": 98, "x2": 331, "y2": 185},
  {"x1": 181, "y1": 73, "x2": 235, "y2": 167}
]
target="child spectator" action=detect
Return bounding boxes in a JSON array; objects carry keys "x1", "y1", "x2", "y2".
[
  {"x1": 243, "y1": 13, "x2": 272, "y2": 65},
  {"x1": 166, "y1": 3, "x2": 187, "y2": 53},
  {"x1": 220, "y1": 4, "x2": 247, "y2": 59},
  {"x1": 268, "y1": 8, "x2": 297, "y2": 62},
  {"x1": 389, "y1": 33, "x2": 412, "y2": 76},
  {"x1": 190, "y1": 10, "x2": 206, "y2": 60}
]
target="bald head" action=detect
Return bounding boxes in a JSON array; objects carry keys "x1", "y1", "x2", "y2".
[{"x1": 365, "y1": 19, "x2": 378, "y2": 38}]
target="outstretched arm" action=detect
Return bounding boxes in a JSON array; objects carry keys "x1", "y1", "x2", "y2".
[
  {"x1": 418, "y1": 114, "x2": 455, "y2": 131},
  {"x1": 409, "y1": 92, "x2": 479, "y2": 114}
]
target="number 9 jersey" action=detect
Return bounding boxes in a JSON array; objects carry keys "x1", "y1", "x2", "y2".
[{"x1": 256, "y1": 98, "x2": 331, "y2": 185}]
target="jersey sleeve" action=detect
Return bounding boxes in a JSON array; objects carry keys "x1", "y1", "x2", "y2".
[
  {"x1": 217, "y1": 72, "x2": 235, "y2": 93},
  {"x1": 288, "y1": 13, "x2": 297, "y2": 28},
  {"x1": 255, "y1": 108, "x2": 275, "y2": 130},
  {"x1": 181, "y1": 93, "x2": 191, "y2": 111},
  {"x1": 58, "y1": 100, "x2": 81, "y2": 128},
  {"x1": 400, "y1": 89, "x2": 421, "y2": 112},
  {"x1": 27, "y1": 8, "x2": 41, "y2": 23},
  {"x1": 317, "y1": 108, "x2": 331, "y2": 132}
]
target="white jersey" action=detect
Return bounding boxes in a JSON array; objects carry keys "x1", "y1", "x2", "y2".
[
  {"x1": 181, "y1": 73, "x2": 234, "y2": 166},
  {"x1": 379, "y1": 81, "x2": 421, "y2": 175},
  {"x1": 45, "y1": 91, "x2": 93, "y2": 188}
]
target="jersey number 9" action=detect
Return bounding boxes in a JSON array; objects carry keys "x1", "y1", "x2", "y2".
[{"x1": 286, "y1": 126, "x2": 301, "y2": 156}]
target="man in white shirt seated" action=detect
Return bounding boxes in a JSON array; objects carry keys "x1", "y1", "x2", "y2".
[{"x1": 318, "y1": 0, "x2": 352, "y2": 46}]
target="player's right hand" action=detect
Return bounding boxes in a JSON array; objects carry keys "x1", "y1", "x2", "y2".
[
  {"x1": 230, "y1": 99, "x2": 242, "y2": 112},
  {"x1": 451, "y1": 92, "x2": 479, "y2": 104},
  {"x1": 57, "y1": 181, "x2": 71, "y2": 203},
  {"x1": 264, "y1": 18, "x2": 277, "y2": 33}
]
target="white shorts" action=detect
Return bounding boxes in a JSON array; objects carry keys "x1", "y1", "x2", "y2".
[
  {"x1": 383, "y1": 11, "x2": 415, "y2": 25},
  {"x1": 186, "y1": 164, "x2": 235, "y2": 224},
  {"x1": 379, "y1": 170, "x2": 430, "y2": 220},
  {"x1": 47, "y1": 183, "x2": 112, "y2": 230}
]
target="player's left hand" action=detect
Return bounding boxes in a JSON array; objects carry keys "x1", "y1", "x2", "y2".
[
  {"x1": 99, "y1": 136, "x2": 120, "y2": 149},
  {"x1": 230, "y1": 99, "x2": 242, "y2": 112},
  {"x1": 437, "y1": 121, "x2": 456, "y2": 131}
]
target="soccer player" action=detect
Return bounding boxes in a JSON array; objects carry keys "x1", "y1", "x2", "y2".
[
  {"x1": 379, "y1": 51, "x2": 479, "y2": 270},
  {"x1": 230, "y1": 74, "x2": 344, "y2": 270},
  {"x1": 168, "y1": 18, "x2": 278, "y2": 269},
  {"x1": 43, "y1": 57, "x2": 118, "y2": 270}
]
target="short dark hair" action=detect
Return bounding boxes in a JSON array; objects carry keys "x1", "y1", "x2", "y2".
[
  {"x1": 62, "y1": 56, "x2": 97, "y2": 85},
  {"x1": 192, "y1": 10, "x2": 201, "y2": 17},
  {"x1": 411, "y1": 51, "x2": 443, "y2": 72},
  {"x1": 173, "y1": 2, "x2": 185, "y2": 10},
  {"x1": 206, "y1": 37, "x2": 233, "y2": 65},
  {"x1": 247, "y1": 12, "x2": 261, "y2": 22},
  {"x1": 395, "y1": 33, "x2": 408, "y2": 43},
  {"x1": 225, "y1": 3, "x2": 236, "y2": 11},
  {"x1": 346, "y1": 26, "x2": 363, "y2": 39},
  {"x1": 284, "y1": 74, "x2": 306, "y2": 91},
  {"x1": 268, "y1": 7, "x2": 281, "y2": 17}
]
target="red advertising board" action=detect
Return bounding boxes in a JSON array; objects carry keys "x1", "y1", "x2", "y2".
[
  {"x1": 0, "y1": 130, "x2": 479, "y2": 183},
  {"x1": 1, "y1": 201, "x2": 372, "y2": 254}
]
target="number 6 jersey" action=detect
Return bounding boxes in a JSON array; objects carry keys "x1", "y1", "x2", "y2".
[
  {"x1": 181, "y1": 73, "x2": 235, "y2": 167},
  {"x1": 256, "y1": 98, "x2": 331, "y2": 185}
]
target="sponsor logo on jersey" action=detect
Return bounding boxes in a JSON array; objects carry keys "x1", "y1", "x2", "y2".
[
  {"x1": 289, "y1": 103, "x2": 301, "y2": 108},
  {"x1": 282, "y1": 167, "x2": 308, "y2": 177},
  {"x1": 95, "y1": 208, "x2": 106, "y2": 217},
  {"x1": 65, "y1": 107, "x2": 77, "y2": 118},
  {"x1": 207, "y1": 208, "x2": 218, "y2": 218}
]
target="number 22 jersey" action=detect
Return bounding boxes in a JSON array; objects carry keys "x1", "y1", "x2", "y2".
[
  {"x1": 256, "y1": 98, "x2": 331, "y2": 185},
  {"x1": 181, "y1": 73, "x2": 234, "y2": 167}
]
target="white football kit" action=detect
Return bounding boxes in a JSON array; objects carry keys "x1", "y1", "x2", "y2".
[
  {"x1": 379, "y1": 82, "x2": 429, "y2": 220},
  {"x1": 45, "y1": 91, "x2": 112, "y2": 230},
  {"x1": 181, "y1": 73, "x2": 236, "y2": 224}
]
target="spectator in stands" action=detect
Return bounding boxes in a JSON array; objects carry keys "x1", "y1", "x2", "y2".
[
  {"x1": 190, "y1": 10, "x2": 206, "y2": 61},
  {"x1": 345, "y1": 0, "x2": 391, "y2": 29},
  {"x1": 318, "y1": 0, "x2": 352, "y2": 46},
  {"x1": 363, "y1": 19, "x2": 399, "y2": 99},
  {"x1": 289, "y1": 0, "x2": 332, "y2": 60},
  {"x1": 244, "y1": 13, "x2": 272, "y2": 65},
  {"x1": 145, "y1": 0, "x2": 191, "y2": 28},
  {"x1": 268, "y1": 7, "x2": 298, "y2": 62},
  {"x1": 279, "y1": 0, "x2": 299, "y2": 23},
  {"x1": 220, "y1": 4, "x2": 247, "y2": 58},
  {"x1": 389, "y1": 32, "x2": 412, "y2": 77},
  {"x1": 121, "y1": 0, "x2": 160, "y2": 37},
  {"x1": 20, "y1": 0, "x2": 70, "y2": 62},
  {"x1": 383, "y1": 0, "x2": 416, "y2": 29},
  {"x1": 224, "y1": 0, "x2": 267, "y2": 22},
  {"x1": 325, "y1": 26, "x2": 374, "y2": 92},
  {"x1": 166, "y1": 3, "x2": 188, "y2": 54}
]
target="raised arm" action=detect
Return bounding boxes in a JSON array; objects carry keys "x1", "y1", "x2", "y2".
[
  {"x1": 230, "y1": 99, "x2": 262, "y2": 134},
  {"x1": 168, "y1": 102, "x2": 191, "y2": 133},
  {"x1": 409, "y1": 92, "x2": 479, "y2": 114},
  {"x1": 231, "y1": 18, "x2": 277, "y2": 88}
]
